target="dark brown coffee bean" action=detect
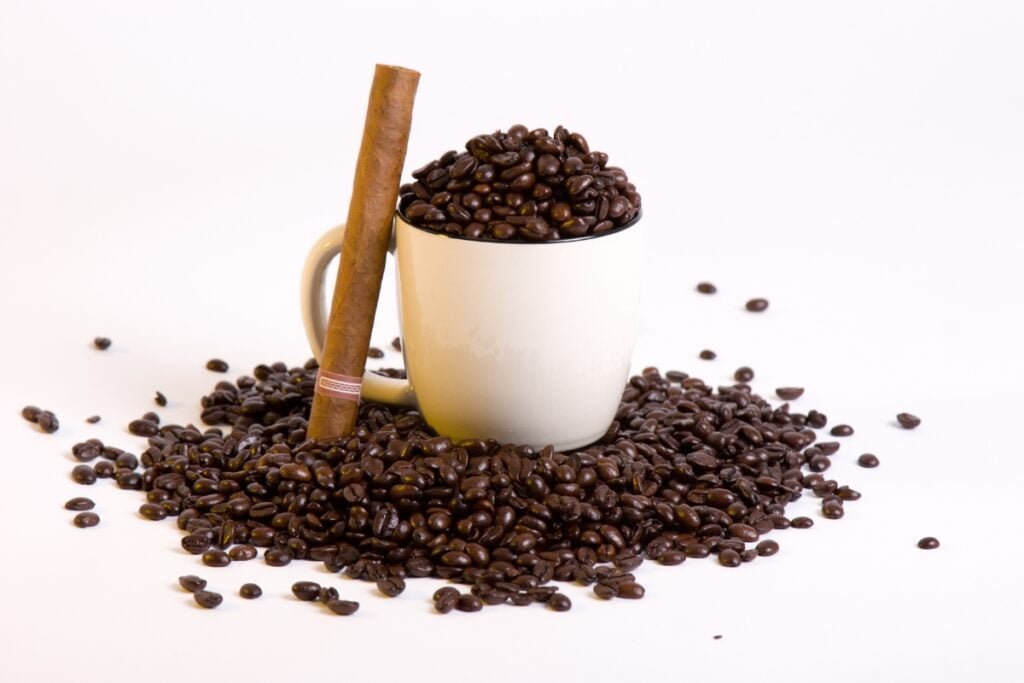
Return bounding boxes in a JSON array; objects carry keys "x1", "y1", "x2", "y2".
[
  {"x1": 21, "y1": 405, "x2": 41, "y2": 422},
  {"x1": 292, "y1": 581, "x2": 321, "y2": 601},
  {"x1": 699, "y1": 349, "x2": 716, "y2": 360},
  {"x1": 897, "y1": 413, "x2": 921, "y2": 429},
  {"x1": 71, "y1": 464, "x2": 96, "y2": 485},
  {"x1": 64, "y1": 497, "x2": 94, "y2": 511},
  {"x1": 616, "y1": 582, "x2": 645, "y2": 599},
  {"x1": 745, "y1": 298, "x2": 769, "y2": 312},
  {"x1": 318, "y1": 586, "x2": 339, "y2": 602},
  {"x1": 775, "y1": 387, "x2": 804, "y2": 400},
  {"x1": 154, "y1": 391, "x2": 167, "y2": 407},
  {"x1": 734, "y1": 366, "x2": 754, "y2": 382},
  {"x1": 239, "y1": 583, "x2": 262, "y2": 599},
  {"x1": 193, "y1": 590, "x2": 223, "y2": 609},
  {"x1": 548, "y1": 593, "x2": 572, "y2": 611},
  {"x1": 36, "y1": 411, "x2": 59, "y2": 433},
  {"x1": 93, "y1": 337, "x2": 111, "y2": 350},
  {"x1": 202, "y1": 549, "x2": 231, "y2": 567},
  {"x1": 178, "y1": 575, "x2": 206, "y2": 592},
  {"x1": 755, "y1": 540, "x2": 780, "y2": 556},
  {"x1": 456, "y1": 593, "x2": 483, "y2": 612},
  {"x1": 830, "y1": 424, "x2": 854, "y2": 437},
  {"x1": 85, "y1": 415, "x2": 101, "y2": 424},
  {"x1": 228, "y1": 544, "x2": 257, "y2": 561},
  {"x1": 718, "y1": 549, "x2": 741, "y2": 567},
  {"x1": 376, "y1": 577, "x2": 405, "y2": 597},
  {"x1": 73, "y1": 512, "x2": 100, "y2": 528},
  {"x1": 368, "y1": 347, "x2": 385, "y2": 359},
  {"x1": 139, "y1": 503, "x2": 167, "y2": 521},
  {"x1": 857, "y1": 453, "x2": 880, "y2": 468},
  {"x1": 696, "y1": 282, "x2": 717, "y2": 294},
  {"x1": 206, "y1": 359, "x2": 229, "y2": 373},
  {"x1": 182, "y1": 533, "x2": 212, "y2": 555},
  {"x1": 917, "y1": 537, "x2": 940, "y2": 550},
  {"x1": 264, "y1": 548, "x2": 293, "y2": 566},
  {"x1": 391, "y1": 337, "x2": 402, "y2": 351},
  {"x1": 128, "y1": 419, "x2": 159, "y2": 437},
  {"x1": 791, "y1": 516, "x2": 814, "y2": 529},
  {"x1": 822, "y1": 502, "x2": 844, "y2": 519},
  {"x1": 434, "y1": 586, "x2": 459, "y2": 613},
  {"x1": 326, "y1": 599, "x2": 359, "y2": 615},
  {"x1": 593, "y1": 583, "x2": 617, "y2": 599},
  {"x1": 728, "y1": 523, "x2": 759, "y2": 542}
]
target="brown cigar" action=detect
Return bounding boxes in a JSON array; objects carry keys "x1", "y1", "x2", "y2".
[{"x1": 307, "y1": 64, "x2": 420, "y2": 441}]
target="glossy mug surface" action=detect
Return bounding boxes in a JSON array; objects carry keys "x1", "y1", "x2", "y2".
[{"x1": 301, "y1": 213, "x2": 643, "y2": 451}]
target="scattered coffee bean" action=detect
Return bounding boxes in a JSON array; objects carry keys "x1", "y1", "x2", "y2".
[
  {"x1": 64, "y1": 497, "x2": 94, "y2": 511},
  {"x1": 917, "y1": 537, "x2": 940, "y2": 550},
  {"x1": 93, "y1": 461, "x2": 115, "y2": 478},
  {"x1": 206, "y1": 359, "x2": 229, "y2": 373},
  {"x1": 791, "y1": 516, "x2": 814, "y2": 529},
  {"x1": 822, "y1": 502, "x2": 844, "y2": 519},
  {"x1": 456, "y1": 594, "x2": 483, "y2": 612},
  {"x1": 21, "y1": 405, "x2": 41, "y2": 422},
  {"x1": 548, "y1": 593, "x2": 572, "y2": 612},
  {"x1": 292, "y1": 581, "x2": 321, "y2": 601},
  {"x1": 699, "y1": 349, "x2": 716, "y2": 360},
  {"x1": 154, "y1": 391, "x2": 167, "y2": 407},
  {"x1": 73, "y1": 512, "x2": 100, "y2": 528},
  {"x1": 239, "y1": 583, "x2": 263, "y2": 599},
  {"x1": 326, "y1": 599, "x2": 359, "y2": 615},
  {"x1": 857, "y1": 453, "x2": 880, "y2": 468},
  {"x1": 376, "y1": 577, "x2": 405, "y2": 597},
  {"x1": 755, "y1": 540, "x2": 780, "y2": 557},
  {"x1": 434, "y1": 587, "x2": 459, "y2": 613},
  {"x1": 93, "y1": 337, "x2": 111, "y2": 350},
  {"x1": 617, "y1": 582, "x2": 646, "y2": 599},
  {"x1": 202, "y1": 549, "x2": 231, "y2": 567},
  {"x1": 745, "y1": 298, "x2": 769, "y2": 312},
  {"x1": 228, "y1": 545, "x2": 257, "y2": 561},
  {"x1": 264, "y1": 548, "x2": 293, "y2": 566},
  {"x1": 128, "y1": 419, "x2": 159, "y2": 437},
  {"x1": 85, "y1": 415, "x2": 101, "y2": 424},
  {"x1": 182, "y1": 533, "x2": 212, "y2": 555},
  {"x1": 318, "y1": 586, "x2": 339, "y2": 602},
  {"x1": 139, "y1": 503, "x2": 167, "y2": 521},
  {"x1": 718, "y1": 549, "x2": 741, "y2": 567},
  {"x1": 71, "y1": 464, "x2": 96, "y2": 485},
  {"x1": 593, "y1": 583, "x2": 617, "y2": 599},
  {"x1": 807, "y1": 409, "x2": 827, "y2": 428},
  {"x1": 734, "y1": 367, "x2": 754, "y2": 382},
  {"x1": 367, "y1": 347, "x2": 385, "y2": 359},
  {"x1": 391, "y1": 337, "x2": 402, "y2": 351},
  {"x1": 830, "y1": 424, "x2": 854, "y2": 437},
  {"x1": 696, "y1": 282, "x2": 717, "y2": 294},
  {"x1": 193, "y1": 590, "x2": 223, "y2": 609},
  {"x1": 36, "y1": 411, "x2": 59, "y2": 433},
  {"x1": 776, "y1": 387, "x2": 804, "y2": 400},
  {"x1": 897, "y1": 413, "x2": 921, "y2": 429},
  {"x1": 178, "y1": 575, "x2": 207, "y2": 592}
]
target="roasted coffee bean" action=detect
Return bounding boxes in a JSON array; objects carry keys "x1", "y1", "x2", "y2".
[
  {"x1": 178, "y1": 575, "x2": 207, "y2": 592},
  {"x1": 292, "y1": 581, "x2": 321, "y2": 601},
  {"x1": 93, "y1": 461, "x2": 115, "y2": 478},
  {"x1": 326, "y1": 599, "x2": 359, "y2": 615},
  {"x1": 73, "y1": 512, "x2": 100, "y2": 528},
  {"x1": 206, "y1": 359, "x2": 229, "y2": 373},
  {"x1": 154, "y1": 391, "x2": 167, "y2": 407},
  {"x1": 367, "y1": 347, "x2": 385, "y2": 359},
  {"x1": 85, "y1": 415, "x2": 101, "y2": 424},
  {"x1": 548, "y1": 593, "x2": 572, "y2": 612},
  {"x1": 182, "y1": 533, "x2": 212, "y2": 555},
  {"x1": 71, "y1": 464, "x2": 96, "y2": 485},
  {"x1": 318, "y1": 586, "x2": 339, "y2": 602},
  {"x1": 822, "y1": 502, "x2": 844, "y2": 519},
  {"x1": 64, "y1": 497, "x2": 94, "y2": 511},
  {"x1": 193, "y1": 590, "x2": 223, "y2": 609},
  {"x1": 128, "y1": 419, "x2": 159, "y2": 437},
  {"x1": 456, "y1": 593, "x2": 483, "y2": 612},
  {"x1": 776, "y1": 387, "x2": 804, "y2": 400},
  {"x1": 264, "y1": 548, "x2": 293, "y2": 566},
  {"x1": 830, "y1": 424, "x2": 854, "y2": 437},
  {"x1": 699, "y1": 349, "x2": 716, "y2": 360},
  {"x1": 755, "y1": 540, "x2": 779, "y2": 557},
  {"x1": 745, "y1": 298, "x2": 769, "y2": 312},
  {"x1": 616, "y1": 582, "x2": 645, "y2": 599},
  {"x1": 696, "y1": 282, "x2": 717, "y2": 294},
  {"x1": 857, "y1": 453, "x2": 880, "y2": 468},
  {"x1": 391, "y1": 337, "x2": 402, "y2": 351},
  {"x1": 897, "y1": 413, "x2": 921, "y2": 429},
  {"x1": 718, "y1": 549, "x2": 741, "y2": 567},
  {"x1": 791, "y1": 516, "x2": 814, "y2": 529},
  {"x1": 434, "y1": 586, "x2": 459, "y2": 613},
  {"x1": 917, "y1": 537, "x2": 940, "y2": 550},
  {"x1": 239, "y1": 583, "x2": 262, "y2": 599},
  {"x1": 734, "y1": 367, "x2": 754, "y2": 382},
  {"x1": 376, "y1": 577, "x2": 405, "y2": 597},
  {"x1": 593, "y1": 583, "x2": 617, "y2": 599},
  {"x1": 21, "y1": 405, "x2": 41, "y2": 422},
  {"x1": 202, "y1": 549, "x2": 231, "y2": 567},
  {"x1": 36, "y1": 411, "x2": 59, "y2": 433},
  {"x1": 93, "y1": 337, "x2": 111, "y2": 350},
  {"x1": 139, "y1": 503, "x2": 167, "y2": 521},
  {"x1": 228, "y1": 544, "x2": 257, "y2": 561}
]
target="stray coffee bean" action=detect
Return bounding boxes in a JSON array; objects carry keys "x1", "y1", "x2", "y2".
[
  {"x1": 93, "y1": 337, "x2": 111, "y2": 350},
  {"x1": 897, "y1": 413, "x2": 921, "y2": 429}
]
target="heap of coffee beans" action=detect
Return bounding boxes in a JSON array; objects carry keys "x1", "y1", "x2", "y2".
[
  {"x1": 63, "y1": 357, "x2": 877, "y2": 614},
  {"x1": 399, "y1": 124, "x2": 640, "y2": 241}
]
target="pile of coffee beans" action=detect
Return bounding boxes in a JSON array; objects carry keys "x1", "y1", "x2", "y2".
[
  {"x1": 399, "y1": 124, "x2": 640, "y2": 241},
  {"x1": 62, "y1": 357, "x2": 879, "y2": 614}
]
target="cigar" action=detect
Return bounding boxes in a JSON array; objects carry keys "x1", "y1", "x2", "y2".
[{"x1": 307, "y1": 64, "x2": 420, "y2": 441}]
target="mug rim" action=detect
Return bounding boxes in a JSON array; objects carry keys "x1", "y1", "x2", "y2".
[{"x1": 395, "y1": 207, "x2": 642, "y2": 244}]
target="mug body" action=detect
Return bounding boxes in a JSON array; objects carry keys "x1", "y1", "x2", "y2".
[{"x1": 394, "y1": 214, "x2": 643, "y2": 450}]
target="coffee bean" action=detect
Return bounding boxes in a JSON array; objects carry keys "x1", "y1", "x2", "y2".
[
  {"x1": 897, "y1": 413, "x2": 921, "y2": 429},
  {"x1": 548, "y1": 593, "x2": 572, "y2": 611},
  {"x1": 434, "y1": 586, "x2": 459, "y2": 613},
  {"x1": 718, "y1": 549, "x2": 741, "y2": 567},
  {"x1": 391, "y1": 337, "x2": 402, "y2": 351},
  {"x1": 857, "y1": 453, "x2": 880, "y2": 468},
  {"x1": 326, "y1": 599, "x2": 359, "y2": 615},
  {"x1": 376, "y1": 577, "x2": 405, "y2": 597},
  {"x1": 128, "y1": 419, "x2": 159, "y2": 437},
  {"x1": 206, "y1": 359, "x2": 229, "y2": 373},
  {"x1": 264, "y1": 548, "x2": 293, "y2": 566},
  {"x1": 228, "y1": 544, "x2": 257, "y2": 561},
  {"x1": 367, "y1": 347, "x2": 385, "y2": 359},
  {"x1": 193, "y1": 590, "x2": 223, "y2": 609},
  {"x1": 93, "y1": 461, "x2": 115, "y2": 478},
  {"x1": 616, "y1": 582, "x2": 645, "y2": 599},
  {"x1": 85, "y1": 415, "x2": 101, "y2": 424},
  {"x1": 917, "y1": 537, "x2": 940, "y2": 550},
  {"x1": 93, "y1": 337, "x2": 111, "y2": 350},
  {"x1": 154, "y1": 391, "x2": 167, "y2": 407},
  {"x1": 699, "y1": 349, "x2": 716, "y2": 360},
  {"x1": 292, "y1": 581, "x2": 321, "y2": 601},
  {"x1": 71, "y1": 465, "x2": 96, "y2": 485},
  {"x1": 456, "y1": 594, "x2": 483, "y2": 612},
  {"x1": 239, "y1": 583, "x2": 262, "y2": 599},
  {"x1": 64, "y1": 497, "x2": 94, "y2": 511},
  {"x1": 139, "y1": 503, "x2": 167, "y2": 521},
  {"x1": 734, "y1": 367, "x2": 754, "y2": 382},
  {"x1": 822, "y1": 502, "x2": 844, "y2": 519},
  {"x1": 318, "y1": 586, "x2": 339, "y2": 602},
  {"x1": 745, "y1": 298, "x2": 769, "y2": 312},
  {"x1": 36, "y1": 411, "x2": 59, "y2": 433},
  {"x1": 696, "y1": 282, "x2": 717, "y2": 294},
  {"x1": 21, "y1": 405, "x2": 41, "y2": 422},
  {"x1": 755, "y1": 540, "x2": 779, "y2": 556},
  {"x1": 791, "y1": 516, "x2": 814, "y2": 529},
  {"x1": 73, "y1": 512, "x2": 100, "y2": 528},
  {"x1": 182, "y1": 533, "x2": 212, "y2": 555},
  {"x1": 202, "y1": 549, "x2": 231, "y2": 567},
  {"x1": 178, "y1": 575, "x2": 207, "y2": 592},
  {"x1": 830, "y1": 424, "x2": 854, "y2": 437},
  {"x1": 775, "y1": 387, "x2": 804, "y2": 400}
]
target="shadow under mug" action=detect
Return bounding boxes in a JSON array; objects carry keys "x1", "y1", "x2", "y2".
[{"x1": 301, "y1": 212, "x2": 643, "y2": 451}]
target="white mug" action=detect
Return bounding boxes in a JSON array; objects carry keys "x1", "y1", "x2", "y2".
[{"x1": 301, "y1": 212, "x2": 643, "y2": 451}]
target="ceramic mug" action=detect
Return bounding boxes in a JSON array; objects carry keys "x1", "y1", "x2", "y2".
[{"x1": 301, "y1": 211, "x2": 643, "y2": 451}]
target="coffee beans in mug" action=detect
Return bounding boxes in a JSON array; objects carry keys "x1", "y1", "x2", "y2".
[{"x1": 400, "y1": 125, "x2": 640, "y2": 241}]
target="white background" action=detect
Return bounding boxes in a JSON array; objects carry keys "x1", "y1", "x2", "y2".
[{"x1": 2, "y1": 1, "x2": 1023, "y2": 682}]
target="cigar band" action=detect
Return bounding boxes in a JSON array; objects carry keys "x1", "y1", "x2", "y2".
[{"x1": 315, "y1": 369, "x2": 362, "y2": 401}]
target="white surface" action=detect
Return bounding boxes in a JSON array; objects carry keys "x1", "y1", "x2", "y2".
[{"x1": 1, "y1": 1, "x2": 1023, "y2": 682}]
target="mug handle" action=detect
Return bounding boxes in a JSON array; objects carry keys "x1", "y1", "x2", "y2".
[{"x1": 300, "y1": 223, "x2": 415, "y2": 407}]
